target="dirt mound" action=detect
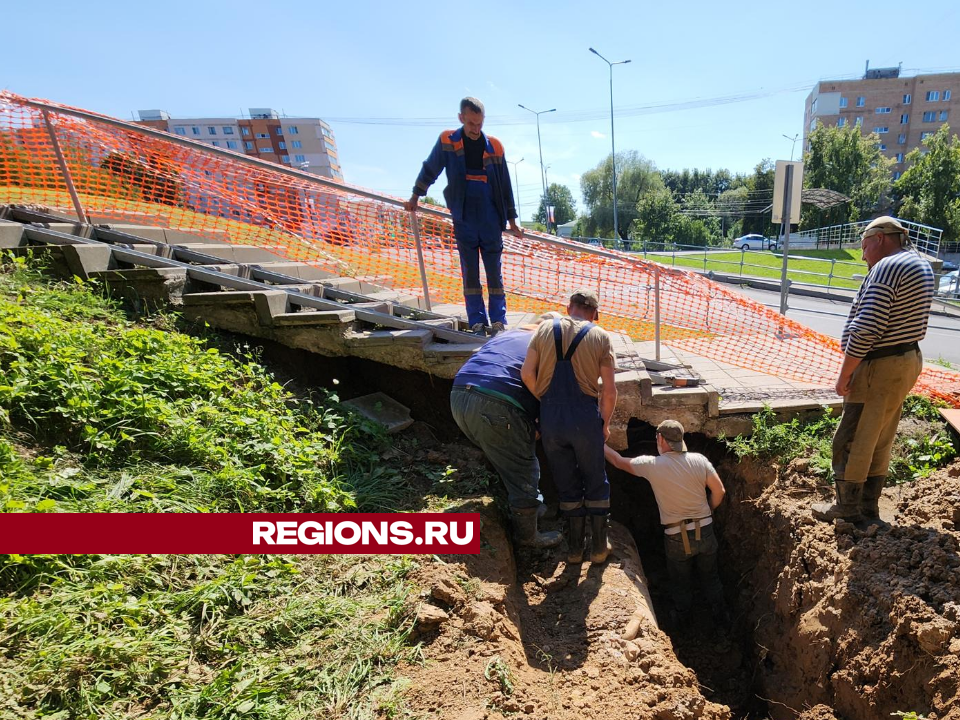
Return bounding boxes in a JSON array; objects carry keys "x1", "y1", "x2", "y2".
[
  {"x1": 400, "y1": 496, "x2": 730, "y2": 720},
  {"x1": 720, "y1": 457, "x2": 960, "y2": 720}
]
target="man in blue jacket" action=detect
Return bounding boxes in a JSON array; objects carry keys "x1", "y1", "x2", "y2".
[
  {"x1": 451, "y1": 317, "x2": 561, "y2": 549},
  {"x1": 405, "y1": 97, "x2": 523, "y2": 336}
]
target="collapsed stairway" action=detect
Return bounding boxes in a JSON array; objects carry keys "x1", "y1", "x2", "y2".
[{"x1": 0, "y1": 204, "x2": 487, "y2": 379}]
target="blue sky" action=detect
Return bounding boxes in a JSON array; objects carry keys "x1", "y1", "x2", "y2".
[{"x1": 3, "y1": 0, "x2": 958, "y2": 220}]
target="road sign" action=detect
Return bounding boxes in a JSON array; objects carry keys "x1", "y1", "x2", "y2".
[{"x1": 772, "y1": 160, "x2": 803, "y2": 225}]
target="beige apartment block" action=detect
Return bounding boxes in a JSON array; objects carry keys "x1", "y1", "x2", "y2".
[
  {"x1": 136, "y1": 108, "x2": 342, "y2": 181},
  {"x1": 803, "y1": 65, "x2": 958, "y2": 179}
]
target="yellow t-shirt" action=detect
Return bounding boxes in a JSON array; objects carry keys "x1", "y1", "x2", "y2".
[{"x1": 528, "y1": 317, "x2": 615, "y2": 399}]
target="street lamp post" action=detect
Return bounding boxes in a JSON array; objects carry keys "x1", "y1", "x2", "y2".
[
  {"x1": 544, "y1": 164, "x2": 552, "y2": 232},
  {"x1": 782, "y1": 133, "x2": 799, "y2": 162},
  {"x1": 589, "y1": 47, "x2": 630, "y2": 243},
  {"x1": 518, "y1": 104, "x2": 555, "y2": 223},
  {"x1": 507, "y1": 157, "x2": 524, "y2": 223}
]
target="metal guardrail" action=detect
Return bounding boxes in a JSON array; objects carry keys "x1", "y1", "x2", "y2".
[{"x1": 789, "y1": 219, "x2": 943, "y2": 257}]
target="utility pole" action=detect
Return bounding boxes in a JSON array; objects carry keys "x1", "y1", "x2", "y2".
[{"x1": 589, "y1": 47, "x2": 631, "y2": 242}]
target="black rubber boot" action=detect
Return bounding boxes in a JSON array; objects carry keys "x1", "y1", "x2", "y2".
[
  {"x1": 566, "y1": 516, "x2": 586, "y2": 563},
  {"x1": 511, "y1": 506, "x2": 561, "y2": 549},
  {"x1": 812, "y1": 480, "x2": 864, "y2": 523},
  {"x1": 589, "y1": 514, "x2": 612, "y2": 564},
  {"x1": 859, "y1": 476, "x2": 891, "y2": 529}
]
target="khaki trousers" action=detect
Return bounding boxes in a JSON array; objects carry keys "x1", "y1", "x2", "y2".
[{"x1": 832, "y1": 349, "x2": 922, "y2": 483}]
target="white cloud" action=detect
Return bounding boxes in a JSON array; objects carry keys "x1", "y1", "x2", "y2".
[
  {"x1": 590, "y1": 131, "x2": 606, "y2": 139},
  {"x1": 487, "y1": 81, "x2": 500, "y2": 92}
]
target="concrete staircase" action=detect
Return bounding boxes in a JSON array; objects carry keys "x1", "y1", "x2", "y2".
[{"x1": 0, "y1": 204, "x2": 731, "y2": 447}]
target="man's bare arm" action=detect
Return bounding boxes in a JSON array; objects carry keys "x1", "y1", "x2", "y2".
[
  {"x1": 599, "y1": 362, "x2": 617, "y2": 442},
  {"x1": 706, "y1": 471, "x2": 726, "y2": 510},
  {"x1": 521, "y1": 347, "x2": 539, "y2": 395},
  {"x1": 603, "y1": 444, "x2": 634, "y2": 474}
]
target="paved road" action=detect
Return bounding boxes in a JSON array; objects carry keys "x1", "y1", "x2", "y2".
[{"x1": 727, "y1": 285, "x2": 960, "y2": 368}]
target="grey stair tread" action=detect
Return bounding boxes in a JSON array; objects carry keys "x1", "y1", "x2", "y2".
[
  {"x1": 273, "y1": 309, "x2": 356, "y2": 326},
  {"x1": 346, "y1": 329, "x2": 434, "y2": 346},
  {"x1": 423, "y1": 341, "x2": 484, "y2": 357},
  {"x1": 418, "y1": 318, "x2": 458, "y2": 329}
]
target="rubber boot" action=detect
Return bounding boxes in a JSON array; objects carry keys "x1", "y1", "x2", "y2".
[
  {"x1": 589, "y1": 514, "x2": 612, "y2": 564},
  {"x1": 811, "y1": 480, "x2": 864, "y2": 523},
  {"x1": 859, "y1": 476, "x2": 891, "y2": 529},
  {"x1": 566, "y1": 516, "x2": 586, "y2": 563},
  {"x1": 511, "y1": 506, "x2": 562, "y2": 549}
]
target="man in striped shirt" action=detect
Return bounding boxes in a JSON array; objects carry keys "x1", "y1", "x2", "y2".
[{"x1": 813, "y1": 216, "x2": 934, "y2": 526}]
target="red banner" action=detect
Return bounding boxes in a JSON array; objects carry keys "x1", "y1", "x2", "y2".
[{"x1": 0, "y1": 513, "x2": 483, "y2": 554}]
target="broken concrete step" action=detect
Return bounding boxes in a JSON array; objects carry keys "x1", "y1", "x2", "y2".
[
  {"x1": 418, "y1": 318, "x2": 459, "y2": 330},
  {"x1": 422, "y1": 340, "x2": 484, "y2": 359},
  {"x1": 345, "y1": 329, "x2": 434, "y2": 347},
  {"x1": 272, "y1": 309, "x2": 356, "y2": 326},
  {"x1": 342, "y1": 392, "x2": 413, "y2": 434}
]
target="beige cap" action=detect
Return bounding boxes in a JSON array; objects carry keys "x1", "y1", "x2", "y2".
[
  {"x1": 657, "y1": 420, "x2": 688, "y2": 452},
  {"x1": 862, "y1": 216, "x2": 910, "y2": 245},
  {"x1": 570, "y1": 289, "x2": 600, "y2": 309}
]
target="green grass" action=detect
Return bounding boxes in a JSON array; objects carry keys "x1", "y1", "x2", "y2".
[
  {"x1": 0, "y1": 254, "x2": 500, "y2": 719},
  {"x1": 645, "y1": 248, "x2": 867, "y2": 290}
]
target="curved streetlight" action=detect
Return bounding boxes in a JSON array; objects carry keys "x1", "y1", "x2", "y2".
[
  {"x1": 589, "y1": 47, "x2": 631, "y2": 242},
  {"x1": 518, "y1": 104, "x2": 556, "y2": 217},
  {"x1": 782, "y1": 133, "x2": 799, "y2": 162},
  {"x1": 507, "y1": 156, "x2": 524, "y2": 223}
]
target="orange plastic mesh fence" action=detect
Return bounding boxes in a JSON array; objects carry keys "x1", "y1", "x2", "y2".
[{"x1": 1, "y1": 92, "x2": 958, "y2": 408}]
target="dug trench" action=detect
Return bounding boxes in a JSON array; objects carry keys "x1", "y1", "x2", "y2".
[{"x1": 254, "y1": 342, "x2": 960, "y2": 720}]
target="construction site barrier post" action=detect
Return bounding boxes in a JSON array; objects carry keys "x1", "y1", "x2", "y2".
[
  {"x1": 409, "y1": 210, "x2": 432, "y2": 312},
  {"x1": 654, "y1": 264, "x2": 661, "y2": 362},
  {"x1": 41, "y1": 109, "x2": 89, "y2": 225}
]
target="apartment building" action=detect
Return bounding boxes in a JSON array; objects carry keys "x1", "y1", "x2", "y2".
[
  {"x1": 136, "y1": 108, "x2": 342, "y2": 181},
  {"x1": 803, "y1": 65, "x2": 958, "y2": 179}
]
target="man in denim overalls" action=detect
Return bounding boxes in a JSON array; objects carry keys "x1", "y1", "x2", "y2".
[
  {"x1": 522, "y1": 290, "x2": 618, "y2": 564},
  {"x1": 405, "y1": 97, "x2": 523, "y2": 336}
]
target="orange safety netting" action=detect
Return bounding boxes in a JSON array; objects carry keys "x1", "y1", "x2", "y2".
[{"x1": 1, "y1": 91, "x2": 958, "y2": 408}]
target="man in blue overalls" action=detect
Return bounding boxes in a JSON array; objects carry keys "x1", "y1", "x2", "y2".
[
  {"x1": 405, "y1": 97, "x2": 523, "y2": 336},
  {"x1": 451, "y1": 315, "x2": 562, "y2": 549},
  {"x1": 522, "y1": 290, "x2": 618, "y2": 564}
]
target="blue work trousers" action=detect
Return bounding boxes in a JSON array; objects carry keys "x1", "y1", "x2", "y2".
[{"x1": 454, "y1": 181, "x2": 506, "y2": 327}]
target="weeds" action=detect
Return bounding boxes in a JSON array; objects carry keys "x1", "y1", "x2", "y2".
[
  {"x1": 726, "y1": 397, "x2": 958, "y2": 485},
  {"x1": 484, "y1": 655, "x2": 515, "y2": 697},
  {"x1": 0, "y1": 257, "x2": 436, "y2": 718}
]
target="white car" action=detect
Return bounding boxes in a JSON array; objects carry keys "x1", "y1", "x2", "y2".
[
  {"x1": 733, "y1": 234, "x2": 774, "y2": 251},
  {"x1": 938, "y1": 270, "x2": 959, "y2": 298}
]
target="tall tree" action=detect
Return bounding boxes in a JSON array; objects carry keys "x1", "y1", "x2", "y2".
[
  {"x1": 631, "y1": 186, "x2": 678, "y2": 245},
  {"x1": 534, "y1": 183, "x2": 577, "y2": 228},
  {"x1": 740, "y1": 159, "x2": 777, "y2": 236},
  {"x1": 894, "y1": 124, "x2": 960, "y2": 242},
  {"x1": 801, "y1": 121, "x2": 894, "y2": 228},
  {"x1": 580, "y1": 151, "x2": 662, "y2": 240}
]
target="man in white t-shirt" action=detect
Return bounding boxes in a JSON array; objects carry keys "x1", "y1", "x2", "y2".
[{"x1": 604, "y1": 420, "x2": 729, "y2": 627}]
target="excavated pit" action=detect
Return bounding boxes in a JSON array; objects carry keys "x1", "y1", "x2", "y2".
[{"x1": 234, "y1": 341, "x2": 960, "y2": 719}]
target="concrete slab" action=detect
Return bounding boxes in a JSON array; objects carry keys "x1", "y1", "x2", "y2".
[
  {"x1": 0, "y1": 220, "x2": 25, "y2": 248},
  {"x1": 343, "y1": 392, "x2": 413, "y2": 434},
  {"x1": 345, "y1": 329, "x2": 433, "y2": 347}
]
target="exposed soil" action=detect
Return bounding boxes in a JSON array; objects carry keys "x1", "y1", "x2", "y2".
[
  {"x1": 396, "y1": 438, "x2": 960, "y2": 720},
  {"x1": 718, "y1": 455, "x2": 960, "y2": 720}
]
